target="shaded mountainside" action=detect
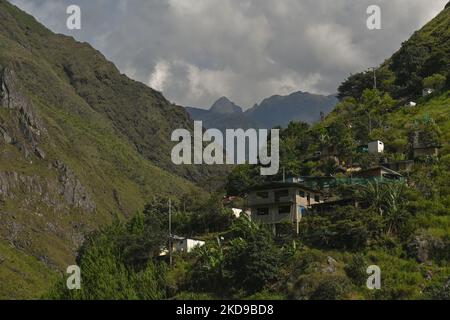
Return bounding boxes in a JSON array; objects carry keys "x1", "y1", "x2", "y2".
[
  {"x1": 0, "y1": 0, "x2": 220, "y2": 298},
  {"x1": 186, "y1": 92, "x2": 338, "y2": 131},
  {"x1": 246, "y1": 91, "x2": 338, "y2": 128}
]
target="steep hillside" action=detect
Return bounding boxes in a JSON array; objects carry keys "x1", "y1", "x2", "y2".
[
  {"x1": 338, "y1": 4, "x2": 449, "y2": 101},
  {"x1": 0, "y1": 0, "x2": 213, "y2": 298}
]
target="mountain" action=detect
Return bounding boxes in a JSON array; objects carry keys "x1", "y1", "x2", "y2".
[
  {"x1": 246, "y1": 91, "x2": 338, "y2": 128},
  {"x1": 186, "y1": 97, "x2": 260, "y2": 132},
  {"x1": 210, "y1": 96, "x2": 243, "y2": 114},
  {"x1": 0, "y1": 0, "x2": 225, "y2": 298},
  {"x1": 186, "y1": 92, "x2": 338, "y2": 131}
]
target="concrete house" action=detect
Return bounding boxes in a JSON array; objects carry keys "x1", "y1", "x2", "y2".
[
  {"x1": 368, "y1": 140, "x2": 384, "y2": 154},
  {"x1": 174, "y1": 237, "x2": 205, "y2": 253},
  {"x1": 412, "y1": 131, "x2": 441, "y2": 158},
  {"x1": 382, "y1": 160, "x2": 414, "y2": 173},
  {"x1": 160, "y1": 235, "x2": 205, "y2": 256},
  {"x1": 353, "y1": 166, "x2": 403, "y2": 181},
  {"x1": 246, "y1": 181, "x2": 323, "y2": 234},
  {"x1": 413, "y1": 145, "x2": 441, "y2": 158}
]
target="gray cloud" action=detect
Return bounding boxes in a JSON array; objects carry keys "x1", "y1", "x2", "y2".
[{"x1": 10, "y1": 0, "x2": 447, "y2": 108}]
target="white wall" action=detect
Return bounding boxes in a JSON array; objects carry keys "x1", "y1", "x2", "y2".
[{"x1": 368, "y1": 140, "x2": 384, "y2": 154}]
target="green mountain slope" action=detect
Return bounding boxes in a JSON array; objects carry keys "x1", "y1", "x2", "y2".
[
  {"x1": 338, "y1": 4, "x2": 449, "y2": 101},
  {"x1": 0, "y1": 0, "x2": 214, "y2": 298}
]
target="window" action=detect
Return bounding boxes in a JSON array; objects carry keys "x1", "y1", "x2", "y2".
[
  {"x1": 275, "y1": 189, "x2": 289, "y2": 201},
  {"x1": 278, "y1": 205, "x2": 291, "y2": 214},
  {"x1": 256, "y1": 191, "x2": 269, "y2": 199},
  {"x1": 314, "y1": 195, "x2": 320, "y2": 202},
  {"x1": 256, "y1": 207, "x2": 269, "y2": 215},
  {"x1": 299, "y1": 191, "x2": 306, "y2": 198}
]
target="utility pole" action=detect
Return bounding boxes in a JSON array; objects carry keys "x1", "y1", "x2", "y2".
[
  {"x1": 372, "y1": 67, "x2": 377, "y2": 90},
  {"x1": 168, "y1": 198, "x2": 173, "y2": 268}
]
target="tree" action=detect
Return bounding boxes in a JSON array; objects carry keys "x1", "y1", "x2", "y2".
[
  {"x1": 423, "y1": 73, "x2": 446, "y2": 91},
  {"x1": 344, "y1": 254, "x2": 367, "y2": 286},
  {"x1": 224, "y1": 218, "x2": 280, "y2": 294}
]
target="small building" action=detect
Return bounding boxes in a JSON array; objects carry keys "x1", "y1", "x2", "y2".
[
  {"x1": 353, "y1": 166, "x2": 403, "y2": 180},
  {"x1": 160, "y1": 235, "x2": 205, "y2": 256},
  {"x1": 382, "y1": 160, "x2": 414, "y2": 173},
  {"x1": 175, "y1": 237, "x2": 205, "y2": 253},
  {"x1": 407, "y1": 101, "x2": 417, "y2": 107},
  {"x1": 412, "y1": 131, "x2": 441, "y2": 158},
  {"x1": 246, "y1": 181, "x2": 323, "y2": 234},
  {"x1": 368, "y1": 140, "x2": 384, "y2": 154},
  {"x1": 413, "y1": 145, "x2": 441, "y2": 158}
]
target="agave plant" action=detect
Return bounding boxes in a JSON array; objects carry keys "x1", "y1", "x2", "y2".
[{"x1": 356, "y1": 180, "x2": 408, "y2": 235}]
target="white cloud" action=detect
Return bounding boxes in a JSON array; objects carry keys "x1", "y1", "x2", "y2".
[
  {"x1": 9, "y1": 0, "x2": 448, "y2": 108},
  {"x1": 148, "y1": 60, "x2": 171, "y2": 92}
]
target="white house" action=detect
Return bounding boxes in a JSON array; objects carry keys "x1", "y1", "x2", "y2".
[
  {"x1": 368, "y1": 140, "x2": 384, "y2": 154},
  {"x1": 174, "y1": 237, "x2": 205, "y2": 253},
  {"x1": 408, "y1": 101, "x2": 417, "y2": 107},
  {"x1": 160, "y1": 236, "x2": 205, "y2": 256}
]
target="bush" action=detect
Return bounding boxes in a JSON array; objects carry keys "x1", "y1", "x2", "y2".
[
  {"x1": 344, "y1": 254, "x2": 367, "y2": 286},
  {"x1": 310, "y1": 275, "x2": 352, "y2": 300}
]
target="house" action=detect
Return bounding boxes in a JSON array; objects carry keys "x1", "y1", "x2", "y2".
[
  {"x1": 412, "y1": 131, "x2": 441, "y2": 158},
  {"x1": 382, "y1": 160, "x2": 414, "y2": 173},
  {"x1": 407, "y1": 101, "x2": 417, "y2": 107},
  {"x1": 353, "y1": 166, "x2": 403, "y2": 181},
  {"x1": 413, "y1": 145, "x2": 441, "y2": 158},
  {"x1": 160, "y1": 235, "x2": 205, "y2": 256},
  {"x1": 246, "y1": 181, "x2": 324, "y2": 234},
  {"x1": 368, "y1": 140, "x2": 384, "y2": 154}
]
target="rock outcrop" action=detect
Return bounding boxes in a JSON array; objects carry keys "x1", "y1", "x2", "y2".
[{"x1": 0, "y1": 66, "x2": 45, "y2": 158}]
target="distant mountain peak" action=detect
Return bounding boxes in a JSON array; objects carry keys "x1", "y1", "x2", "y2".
[{"x1": 210, "y1": 96, "x2": 243, "y2": 114}]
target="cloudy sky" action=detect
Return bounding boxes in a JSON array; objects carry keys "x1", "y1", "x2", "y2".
[{"x1": 10, "y1": 0, "x2": 447, "y2": 109}]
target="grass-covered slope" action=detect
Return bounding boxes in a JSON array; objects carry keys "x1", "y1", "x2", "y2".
[{"x1": 0, "y1": 0, "x2": 212, "y2": 298}]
